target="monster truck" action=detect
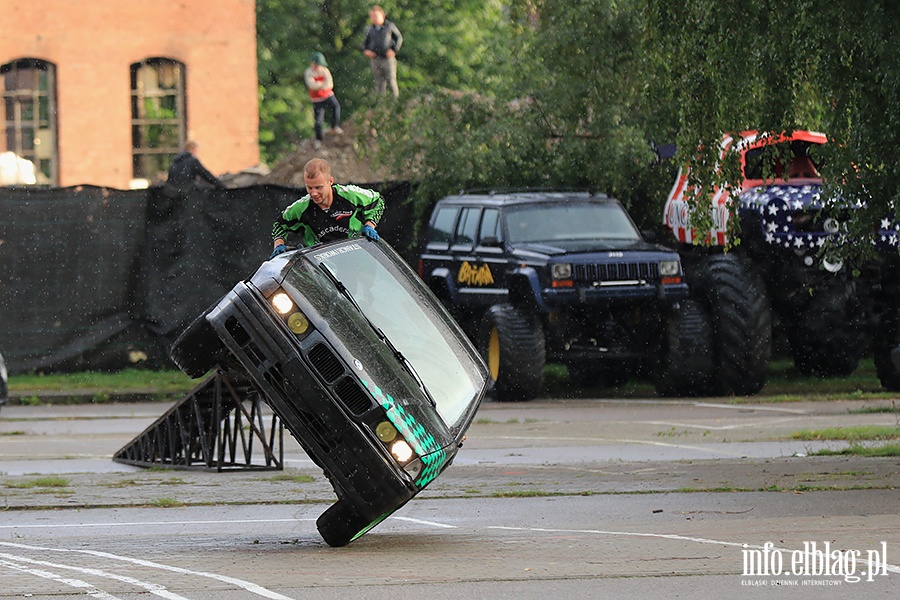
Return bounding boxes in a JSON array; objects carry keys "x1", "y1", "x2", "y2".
[
  {"x1": 418, "y1": 190, "x2": 699, "y2": 401},
  {"x1": 170, "y1": 238, "x2": 489, "y2": 546},
  {"x1": 662, "y1": 130, "x2": 887, "y2": 394}
]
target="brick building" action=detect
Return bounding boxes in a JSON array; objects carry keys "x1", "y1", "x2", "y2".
[{"x1": 0, "y1": 0, "x2": 259, "y2": 188}]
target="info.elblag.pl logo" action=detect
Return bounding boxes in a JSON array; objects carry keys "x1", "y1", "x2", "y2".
[{"x1": 741, "y1": 541, "x2": 889, "y2": 586}]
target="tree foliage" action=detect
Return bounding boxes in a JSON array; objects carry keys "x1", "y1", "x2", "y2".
[
  {"x1": 257, "y1": 1, "x2": 900, "y2": 255},
  {"x1": 365, "y1": 0, "x2": 673, "y2": 228},
  {"x1": 257, "y1": 0, "x2": 508, "y2": 164},
  {"x1": 647, "y1": 0, "x2": 900, "y2": 255}
]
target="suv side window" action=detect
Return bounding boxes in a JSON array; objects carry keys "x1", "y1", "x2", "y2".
[
  {"x1": 452, "y1": 207, "x2": 481, "y2": 251},
  {"x1": 427, "y1": 206, "x2": 460, "y2": 248},
  {"x1": 478, "y1": 208, "x2": 501, "y2": 245}
]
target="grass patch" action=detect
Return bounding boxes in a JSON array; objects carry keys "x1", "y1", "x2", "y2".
[
  {"x1": 491, "y1": 490, "x2": 553, "y2": 498},
  {"x1": 810, "y1": 443, "x2": 900, "y2": 457},
  {"x1": 543, "y1": 358, "x2": 893, "y2": 401},
  {"x1": 149, "y1": 497, "x2": 185, "y2": 508},
  {"x1": 0, "y1": 431, "x2": 26, "y2": 436},
  {"x1": 159, "y1": 477, "x2": 186, "y2": 485},
  {"x1": 790, "y1": 426, "x2": 900, "y2": 441},
  {"x1": 267, "y1": 474, "x2": 315, "y2": 483},
  {"x1": 850, "y1": 404, "x2": 900, "y2": 414},
  {"x1": 9, "y1": 368, "x2": 199, "y2": 394},
  {"x1": 104, "y1": 479, "x2": 141, "y2": 488},
  {"x1": 5, "y1": 476, "x2": 70, "y2": 489}
]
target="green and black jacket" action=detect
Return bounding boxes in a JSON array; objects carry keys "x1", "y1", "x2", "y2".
[{"x1": 272, "y1": 184, "x2": 385, "y2": 248}]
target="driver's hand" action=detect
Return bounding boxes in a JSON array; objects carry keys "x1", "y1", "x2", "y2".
[
  {"x1": 269, "y1": 244, "x2": 287, "y2": 259},
  {"x1": 361, "y1": 225, "x2": 379, "y2": 241}
]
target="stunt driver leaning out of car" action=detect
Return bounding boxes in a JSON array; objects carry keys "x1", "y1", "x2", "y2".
[{"x1": 270, "y1": 158, "x2": 384, "y2": 258}]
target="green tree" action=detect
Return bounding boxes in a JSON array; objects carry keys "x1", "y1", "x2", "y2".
[
  {"x1": 366, "y1": 0, "x2": 671, "y2": 230},
  {"x1": 257, "y1": 0, "x2": 372, "y2": 163},
  {"x1": 257, "y1": 0, "x2": 509, "y2": 165},
  {"x1": 646, "y1": 0, "x2": 900, "y2": 255}
]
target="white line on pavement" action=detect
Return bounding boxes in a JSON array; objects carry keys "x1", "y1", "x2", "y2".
[{"x1": 0, "y1": 541, "x2": 296, "y2": 600}]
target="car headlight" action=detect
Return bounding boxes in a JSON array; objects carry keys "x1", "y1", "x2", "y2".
[
  {"x1": 271, "y1": 291, "x2": 294, "y2": 315},
  {"x1": 551, "y1": 263, "x2": 572, "y2": 279},
  {"x1": 390, "y1": 439, "x2": 414, "y2": 463},
  {"x1": 658, "y1": 260, "x2": 680, "y2": 276},
  {"x1": 374, "y1": 420, "x2": 421, "y2": 476},
  {"x1": 270, "y1": 289, "x2": 313, "y2": 338}
]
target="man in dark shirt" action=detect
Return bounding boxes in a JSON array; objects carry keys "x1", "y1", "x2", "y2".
[
  {"x1": 167, "y1": 140, "x2": 225, "y2": 190},
  {"x1": 362, "y1": 5, "x2": 403, "y2": 99}
]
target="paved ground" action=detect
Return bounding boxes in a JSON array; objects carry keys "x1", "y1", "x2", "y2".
[
  {"x1": 2, "y1": 396, "x2": 899, "y2": 509},
  {"x1": 2, "y1": 395, "x2": 900, "y2": 599}
]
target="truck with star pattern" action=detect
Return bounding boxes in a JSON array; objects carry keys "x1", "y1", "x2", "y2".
[{"x1": 663, "y1": 130, "x2": 900, "y2": 394}]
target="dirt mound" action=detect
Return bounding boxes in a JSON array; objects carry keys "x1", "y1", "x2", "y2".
[{"x1": 259, "y1": 122, "x2": 393, "y2": 187}]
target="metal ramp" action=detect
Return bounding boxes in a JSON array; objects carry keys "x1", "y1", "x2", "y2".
[{"x1": 114, "y1": 369, "x2": 284, "y2": 471}]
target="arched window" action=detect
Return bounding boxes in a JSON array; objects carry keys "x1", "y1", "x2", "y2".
[
  {"x1": 1, "y1": 58, "x2": 58, "y2": 185},
  {"x1": 131, "y1": 58, "x2": 185, "y2": 182}
]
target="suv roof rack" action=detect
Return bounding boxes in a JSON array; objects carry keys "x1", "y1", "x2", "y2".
[{"x1": 457, "y1": 186, "x2": 599, "y2": 196}]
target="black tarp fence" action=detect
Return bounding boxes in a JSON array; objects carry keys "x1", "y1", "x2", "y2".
[{"x1": 0, "y1": 181, "x2": 414, "y2": 374}]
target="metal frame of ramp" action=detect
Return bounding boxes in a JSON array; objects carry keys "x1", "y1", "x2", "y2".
[{"x1": 113, "y1": 369, "x2": 284, "y2": 471}]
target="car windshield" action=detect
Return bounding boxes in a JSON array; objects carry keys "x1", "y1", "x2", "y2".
[
  {"x1": 505, "y1": 202, "x2": 641, "y2": 243},
  {"x1": 289, "y1": 241, "x2": 483, "y2": 428}
]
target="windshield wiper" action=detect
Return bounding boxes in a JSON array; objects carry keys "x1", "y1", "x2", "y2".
[{"x1": 317, "y1": 263, "x2": 437, "y2": 407}]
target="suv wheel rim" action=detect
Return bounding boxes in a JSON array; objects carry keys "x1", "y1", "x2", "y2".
[{"x1": 488, "y1": 327, "x2": 501, "y2": 380}]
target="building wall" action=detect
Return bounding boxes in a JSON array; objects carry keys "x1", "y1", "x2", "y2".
[{"x1": 0, "y1": 0, "x2": 259, "y2": 188}]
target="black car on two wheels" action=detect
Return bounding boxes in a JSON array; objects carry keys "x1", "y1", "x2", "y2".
[{"x1": 170, "y1": 238, "x2": 489, "y2": 546}]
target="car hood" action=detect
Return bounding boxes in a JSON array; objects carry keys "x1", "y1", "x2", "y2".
[{"x1": 512, "y1": 238, "x2": 673, "y2": 257}]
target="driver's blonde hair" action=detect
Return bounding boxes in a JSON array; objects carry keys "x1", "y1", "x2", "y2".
[{"x1": 304, "y1": 157, "x2": 332, "y2": 179}]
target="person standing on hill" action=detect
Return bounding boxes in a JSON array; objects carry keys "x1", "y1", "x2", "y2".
[
  {"x1": 362, "y1": 5, "x2": 403, "y2": 99},
  {"x1": 304, "y1": 52, "x2": 342, "y2": 149}
]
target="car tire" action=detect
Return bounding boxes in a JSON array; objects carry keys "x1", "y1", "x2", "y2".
[
  {"x1": 686, "y1": 253, "x2": 772, "y2": 396},
  {"x1": 169, "y1": 304, "x2": 226, "y2": 378},
  {"x1": 316, "y1": 501, "x2": 373, "y2": 548},
  {"x1": 874, "y1": 305, "x2": 900, "y2": 391},
  {"x1": 478, "y1": 304, "x2": 545, "y2": 402},
  {"x1": 788, "y1": 281, "x2": 865, "y2": 378},
  {"x1": 654, "y1": 299, "x2": 715, "y2": 397}
]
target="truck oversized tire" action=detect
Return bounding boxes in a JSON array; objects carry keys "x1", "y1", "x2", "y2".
[
  {"x1": 654, "y1": 299, "x2": 715, "y2": 397},
  {"x1": 874, "y1": 306, "x2": 900, "y2": 391},
  {"x1": 788, "y1": 282, "x2": 865, "y2": 377},
  {"x1": 316, "y1": 501, "x2": 373, "y2": 548},
  {"x1": 686, "y1": 253, "x2": 772, "y2": 396},
  {"x1": 477, "y1": 304, "x2": 545, "y2": 402},
  {"x1": 169, "y1": 305, "x2": 226, "y2": 378}
]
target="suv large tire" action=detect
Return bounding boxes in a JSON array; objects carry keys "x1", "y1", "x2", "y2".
[
  {"x1": 686, "y1": 253, "x2": 772, "y2": 396},
  {"x1": 874, "y1": 305, "x2": 900, "y2": 391},
  {"x1": 477, "y1": 304, "x2": 545, "y2": 402},
  {"x1": 654, "y1": 299, "x2": 715, "y2": 397},
  {"x1": 787, "y1": 282, "x2": 865, "y2": 377},
  {"x1": 169, "y1": 305, "x2": 226, "y2": 378}
]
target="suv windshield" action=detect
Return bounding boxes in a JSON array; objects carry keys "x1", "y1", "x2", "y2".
[
  {"x1": 286, "y1": 242, "x2": 483, "y2": 428},
  {"x1": 506, "y1": 202, "x2": 641, "y2": 243}
]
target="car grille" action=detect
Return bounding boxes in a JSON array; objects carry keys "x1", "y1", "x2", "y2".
[
  {"x1": 574, "y1": 262, "x2": 659, "y2": 283},
  {"x1": 307, "y1": 342, "x2": 344, "y2": 383},
  {"x1": 334, "y1": 376, "x2": 372, "y2": 415}
]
